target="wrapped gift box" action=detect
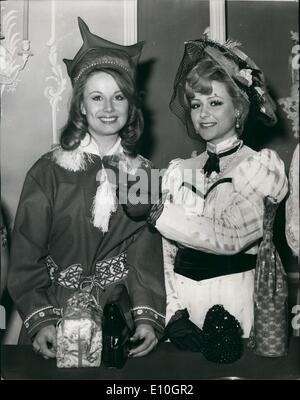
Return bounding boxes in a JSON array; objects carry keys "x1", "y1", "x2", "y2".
[{"x1": 56, "y1": 290, "x2": 102, "y2": 368}]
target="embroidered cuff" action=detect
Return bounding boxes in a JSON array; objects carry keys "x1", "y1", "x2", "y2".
[
  {"x1": 24, "y1": 306, "x2": 62, "y2": 337},
  {"x1": 132, "y1": 306, "x2": 165, "y2": 332}
]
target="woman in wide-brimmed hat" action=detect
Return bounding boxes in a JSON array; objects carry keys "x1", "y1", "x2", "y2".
[{"x1": 147, "y1": 36, "x2": 288, "y2": 341}]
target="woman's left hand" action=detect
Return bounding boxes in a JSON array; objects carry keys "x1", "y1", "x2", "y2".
[{"x1": 128, "y1": 324, "x2": 158, "y2": 358}]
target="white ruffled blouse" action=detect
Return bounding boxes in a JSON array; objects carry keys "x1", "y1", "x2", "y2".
[{"x1": 155, "y1": 136, "x2": 288, "y2": 337}]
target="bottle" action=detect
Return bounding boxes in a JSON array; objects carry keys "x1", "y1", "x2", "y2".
[{"x1": 101, "y1": 303, "x2": 130, "y2": 368}]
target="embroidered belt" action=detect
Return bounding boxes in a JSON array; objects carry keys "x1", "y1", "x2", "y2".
[
  {"x1": 174, "y1": 247, "x2": 256, "y2": 281},
  {"x1": 46, "y1": 252, "x2": 128, "y2": 291}
]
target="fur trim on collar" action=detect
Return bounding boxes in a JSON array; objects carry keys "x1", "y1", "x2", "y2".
[
  {"x1": 51, "y1": 147, "x2": 94, "y2": 172},
  {"x1": 51, "y1": 145, "x2": 152, "y2": 232},
  {"x1": 51, "y1": 146, "x2": 151, "y2": 174}
]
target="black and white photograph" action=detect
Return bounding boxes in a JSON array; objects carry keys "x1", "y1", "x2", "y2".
[{"x1": 0, "y1": 0, "x2": 299, "y2": 383}]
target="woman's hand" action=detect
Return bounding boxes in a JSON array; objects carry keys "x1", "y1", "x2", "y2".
[
  {"x1": 32, "y1": 325, "x2": 57, "y2": 359},
  {"x1": 128, "y1": 324, "x2": 158, "y2": 358}
]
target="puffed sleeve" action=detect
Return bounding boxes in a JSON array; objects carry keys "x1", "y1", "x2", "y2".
[
  {"x1": 286, "y1": 144, "x2": 299, "y2": 258},
  {"x1": 146, "y1": 159, "x2": 181, "y2": 226},
  {"x1": 161, "y1": 159, "x2": 183, "y2": 199},
  {"x1": 155, "y1": 149, "x2": 288, "y2": 255},
  {"x1": 7, "y1": 162, "x2": 60, "y2": 338},
  {"x1": 126, "y1": 225, "x2": 166, "y2": 336}
]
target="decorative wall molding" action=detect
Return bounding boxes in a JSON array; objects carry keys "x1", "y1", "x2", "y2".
[
  {"x1": 43, "y1": 0, "x2": 67, "y2": 146},
  {"x1": 123, "y1": 0, "x2": 137, "y2": 45},
  {"x1": 0, "y1": 7, "x2": 32, "y2": 95},
  {"x1": 209, "y1": 0, "x2": 226, "y2": 43}
]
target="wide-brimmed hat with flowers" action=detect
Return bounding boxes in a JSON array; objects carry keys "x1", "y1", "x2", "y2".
[{"x1": 170, "y1": 36, "x2": 277, "y2": 138}]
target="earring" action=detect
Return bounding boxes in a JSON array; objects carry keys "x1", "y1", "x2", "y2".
[{"x1": 235, "y1": 111, "x2": 241, "y2": 130}]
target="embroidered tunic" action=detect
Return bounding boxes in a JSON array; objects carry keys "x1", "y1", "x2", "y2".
[
  {"x1": 154, "y1": 136, "x2": 288, "y2": 337},
  {"x1": 8, "y1": 136, "x2": 165, "y2": 342}
]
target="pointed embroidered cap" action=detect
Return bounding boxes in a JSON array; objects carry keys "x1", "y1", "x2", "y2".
[{"x1": 63, "y1": 17, "x2": 145, "y2": 84}]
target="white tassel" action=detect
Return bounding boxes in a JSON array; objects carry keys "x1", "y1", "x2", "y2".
[{"x1": 91, "y1": 168, "x2": 118, "y2": 233}]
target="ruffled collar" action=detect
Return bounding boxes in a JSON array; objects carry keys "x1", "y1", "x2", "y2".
[{"x1": 206, "y1": 135, "x2": 241, "y2": 155}]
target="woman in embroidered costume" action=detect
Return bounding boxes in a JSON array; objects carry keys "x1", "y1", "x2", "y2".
[
  {"x1": 8, "y1": 18, "x2": 165, "y2": 359},
  {"x1": 146, "y1": 37, "x2": 289, "y2": 339}
]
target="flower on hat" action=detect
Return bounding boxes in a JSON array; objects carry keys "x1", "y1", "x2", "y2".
[
  {"x1": 236, "y1": 68, "x2": 253, "y2": 87},
  {"x1": 254, "y1": 86, "x2": 265, "y2": 96}
]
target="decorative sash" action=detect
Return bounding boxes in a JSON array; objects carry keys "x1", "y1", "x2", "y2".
[
  {"x1": 46, "y1": 252, "x2": 128, "y2": 291},
  {"x1": 174, "y1": 248, "x2": 256, "y2": 281}
]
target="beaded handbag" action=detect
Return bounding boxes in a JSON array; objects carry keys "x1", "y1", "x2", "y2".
[{"x1": 249, "y1": 196, "x2": 289, "y2": 357}]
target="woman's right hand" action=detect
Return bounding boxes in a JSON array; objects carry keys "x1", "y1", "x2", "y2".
[{"x1": 32, "y1": 325, "x2": 57, "y2": 359}]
